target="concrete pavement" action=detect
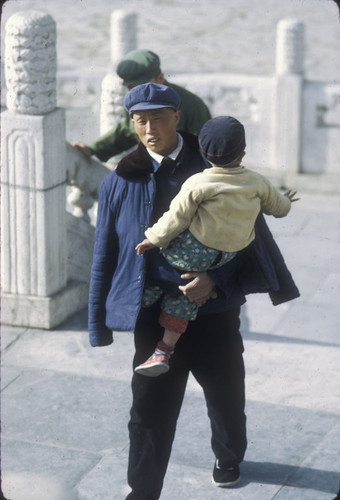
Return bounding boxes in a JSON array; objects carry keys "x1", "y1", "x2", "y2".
[{"x1": 1, "y1": 190, "x2": 340, "y2": 500}]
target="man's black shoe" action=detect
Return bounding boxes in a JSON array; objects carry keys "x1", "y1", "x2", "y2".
[{"x1": 211, "y1": 461, "x2": 240, "y2": 487}]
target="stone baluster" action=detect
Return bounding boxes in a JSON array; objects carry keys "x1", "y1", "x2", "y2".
[
  {"x1": 99, "y1": 10, "x2": 138, "y2": 135},
  {"x1": 65, "y1": 142, "x2": 111, "y2": 224},
  {"x1": 275, "y1": 19, "x2": 304, "y2": 76},
  {"x1": 271, "y1": 19, "x2": 304, "y2": 180},
  {"x1": 66, "y1": 150, "x2": 97, "y2": 224},
  {"x1": 67, "y1": 187, "x2": 95, "y2": 223},
  {"x1": 1, "y1": 10, "x2": 88, "y2": 329}
]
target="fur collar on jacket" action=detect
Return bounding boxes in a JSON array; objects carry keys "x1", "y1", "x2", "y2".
[{"x1": 115, "y1": 131, "x2": 200, "y2": 179}]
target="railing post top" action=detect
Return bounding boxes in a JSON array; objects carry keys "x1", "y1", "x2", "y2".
[
  {"x1": 110, "y1": 9, "x2": 138, "y2": 67},
  {"x1": 111, "y1": 9, "x2": 138, "y2": 22},
  {"x1": 5, "y1": 10, "x2": 57, "y2": 115},
  {"x1": 276, "y1": 18, "x2": 305, "y2": 76},
  {"x1": 5, "y1": 9, "x2": 56, "y2": 31}
]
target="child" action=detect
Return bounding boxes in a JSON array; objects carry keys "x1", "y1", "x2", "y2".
[{"x1": 135, "y1": 116, "x2": 299, "y2": 377}]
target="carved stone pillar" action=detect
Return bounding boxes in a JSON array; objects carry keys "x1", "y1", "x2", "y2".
[
  {"x1": 99, "y1": 72, "x2": 126, "y2": 136},
  {"x1": 271, "y1": 19, "x2": 304, "y2": 180},
  {"x1": 4, "y1": 10, "x2": 57, "y2": 114},
  {"x1": 110, "y1": 9, "x2": 138, "y2": 66},
  {"x1": 1, "y1": 11, "x2": 88, "y2": 328},
  {"x1": 99, "y1": 10, "x2": 138, "y2": 135},
  {"x1": 276, "y1": 18, "x2": 304, "y2": 76},
  {"x1": 1, "y1": 110, "x2": 67, "y2": 297}
]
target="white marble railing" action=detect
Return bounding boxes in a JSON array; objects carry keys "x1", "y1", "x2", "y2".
[
  {"x1": 65, "y1": 143, "x2": 110, "y2": 223},
  {"x1": 1, "y1": 9, "x2": 339, "y2": 330},
  {"x1": 98, "y1": 15, "x2": 339, "y2": 181},
  {"x1": 1, "y1": 10, "x2": 109, "y2": 329}
]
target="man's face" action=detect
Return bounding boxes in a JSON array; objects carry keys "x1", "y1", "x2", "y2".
[{"x1": 132, "y1": 108, "x2": 181, "y2": 156}]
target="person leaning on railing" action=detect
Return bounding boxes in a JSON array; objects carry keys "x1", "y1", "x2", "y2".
[{"x1": 72, "y1": 49, "x2": 211, "y2": 162}]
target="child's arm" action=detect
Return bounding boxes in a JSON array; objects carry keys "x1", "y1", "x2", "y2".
[
  {"x1": 260, "y1": 178, "x2": 299, "y2": 217},
  {"x1": 145, "y1": 178, "x2": 202, "y2": 248},
  {"x1": 136, "y1": 238, "x2": 156, "y2": 256}
]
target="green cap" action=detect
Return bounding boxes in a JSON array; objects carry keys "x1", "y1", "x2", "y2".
[{"x1": 116, "y1": 49, "x2": 161, "y2": 86}]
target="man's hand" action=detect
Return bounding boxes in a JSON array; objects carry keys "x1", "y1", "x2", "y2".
[
  {"x1": 136, "y1": 238, "x2": 156, "y2": 255},
  {"x1": 72, "y1": 142, "x2": 93, "y2": 158},
  {"x1": 178, "y1": 272, "x2": 217, "y2": 307}
]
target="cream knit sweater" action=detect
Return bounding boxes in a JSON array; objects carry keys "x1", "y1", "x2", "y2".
[{"x1": 145, "y1": 165, "x2": 291, "y2": 252}]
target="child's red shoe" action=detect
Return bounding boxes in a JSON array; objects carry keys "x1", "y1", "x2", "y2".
[{"x1": 135, "y1": 353, "x2": 169, "y2": 377}]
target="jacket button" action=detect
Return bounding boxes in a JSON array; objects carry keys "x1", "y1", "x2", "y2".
[
  {"x1": 144, "y1": 200, "x2": 151, "y2": 205},
  {"x1": 140, "y1": 224, "x2": 147, "y2": 229},
  {"x1": 137, "y1": 275, "x2": 142, "y2": 282}
]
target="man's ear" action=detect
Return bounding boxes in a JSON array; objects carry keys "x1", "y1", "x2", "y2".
[{"x1": 174, "y1": 110, "x2": 181, "y2": 126}]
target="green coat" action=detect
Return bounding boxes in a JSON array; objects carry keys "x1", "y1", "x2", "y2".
[{"x1": 89, "y1": 81, "x2": 211, "y2": 162}]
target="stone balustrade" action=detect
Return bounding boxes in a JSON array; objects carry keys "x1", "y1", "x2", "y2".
[
  {"x1": 1, "y1": 9, "x2": 339, "y2": 329},
  {"x1": 1, "y1": 10, "x2": 100, "y2": 329},
  {"x1": 65, "y1": 143, "x2": 110, "y2": 222},
  {"x1": 98, "y1": 15, "x2": 339, "y2": 183}
]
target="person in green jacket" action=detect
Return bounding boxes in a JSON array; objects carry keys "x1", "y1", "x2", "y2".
[{"x1": 72, "y1": 49, "x2": 211, "y2": 162}]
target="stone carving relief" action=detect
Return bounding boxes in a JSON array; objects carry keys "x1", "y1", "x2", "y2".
[
  {"x1": 316, "y1": 91, "x2": 340, "y2": 127},
  {"x1": 100, "y1": 73, "x2": 126, "y2": 134},
  {"x1": 4, "y1": 10, "x2": 57, "y2": 115},
  {"x1": 187, "y1": 82, "x2": 261, "y2": 124}
]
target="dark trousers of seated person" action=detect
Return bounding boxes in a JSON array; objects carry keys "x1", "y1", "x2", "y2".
[{"x1": 126, "y1": 301, "x2": 247, "y2": 500}]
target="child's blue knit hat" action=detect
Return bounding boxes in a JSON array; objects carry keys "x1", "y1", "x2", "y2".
[{"x1": 199, "y1": 116, "x2": 246, "y2": 165}]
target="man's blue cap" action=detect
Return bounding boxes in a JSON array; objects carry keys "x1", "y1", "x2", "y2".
[
  {"x1": 123, "y1": 83, "x2": 181, "y2": 115},
  {"x1": 199, "y1": 116, "x2": 246, "y2": 165}
]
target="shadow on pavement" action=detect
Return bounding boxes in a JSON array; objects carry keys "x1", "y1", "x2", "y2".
[
  {"x1": 240, "y1": 461, "x2": 340, "y2": 495},
  {"x1": 243, "y1": 330, "x2": 340, "y2": 349}
]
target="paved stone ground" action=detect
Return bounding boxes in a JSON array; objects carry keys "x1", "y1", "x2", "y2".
[{"x1": 1, "y1": 191, "x2": 339, "y2": 500}]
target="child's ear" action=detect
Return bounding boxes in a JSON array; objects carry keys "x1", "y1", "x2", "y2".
[{"x1": 237, "y1": 152, "x2": 246, "y2": 164}]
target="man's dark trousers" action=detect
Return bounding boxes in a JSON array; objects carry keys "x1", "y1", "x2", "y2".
[{"x1": 126, "y1": 302, "x2": 247, "y2": 500}]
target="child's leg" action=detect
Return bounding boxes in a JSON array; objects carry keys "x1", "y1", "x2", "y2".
[
  {"x1": 135, "y1": 296, "x2": 196, "y2": 377},
  {"x1": 141, "y1": 285, "x2": 163, "y2": 308},
  {"x1": 163, "y1": 328, "x2": 182, "y2": 348},
  {"x1": 134, "y1": 321, "x2": 188, "y2": 378},
  {"x1": 153, "y1": 314, "x2": 188, "y2": 357}
]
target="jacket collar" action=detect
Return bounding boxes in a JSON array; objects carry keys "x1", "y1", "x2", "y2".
[
  {"x1": 115, "y1": 132, "x2": 200, "y2": 179},
  {"x1": 204, "y1": 165, "x2": 245, "y2": 175},
  {"x1": 146, "y1": 133, "x2": 183, "y2": 164}
]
